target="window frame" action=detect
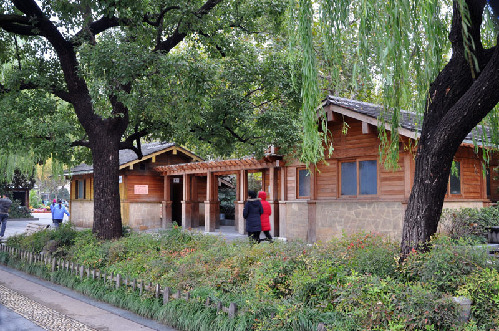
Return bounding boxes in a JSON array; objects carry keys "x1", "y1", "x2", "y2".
[
  {"x1": 339, "y1": 158, "x2": 379, "y2": 198},
  {"x1": 296, "y1": 168, "x2": 311, "y2": 199},
  {"x1": 446, "y1": 160, "x2": 463, "y2": 197},
  {"x1": 75, "y1": 179, "x2": 86, "y2": 200}
]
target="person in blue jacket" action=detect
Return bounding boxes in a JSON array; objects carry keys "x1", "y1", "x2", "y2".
[
  {"x1": 243, "y1": 190, "x2": 263, "y2": 244},
  {"x1": 50, "y1": 199, "x2": 57, "y2": 223},
  {"x1": 52, "y1": 200, "x2": 70, "y2": 229}
]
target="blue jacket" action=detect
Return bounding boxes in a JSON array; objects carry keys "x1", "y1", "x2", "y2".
[
  {"x1": 52, "y1": 204, "x2": 70, "y2": 219},
  {"x1": 243, "y1": 198, "x2": 263, "y2": 232}
]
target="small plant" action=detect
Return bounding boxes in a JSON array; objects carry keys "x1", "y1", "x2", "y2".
[
  {"x1": 457, "y1": 268, "x2": 499, "y2": 329},
  {"x1": 440, "y1": 207, "x2": 499, "y2": 242},
  {"x1": 401, "y1": 235, "x2": 496, "y2": 293}
]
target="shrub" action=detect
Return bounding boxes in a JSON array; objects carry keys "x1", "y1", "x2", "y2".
[
  {"x1": 6, "y1": 222, "x2": 78, "y2": 256},
  {"x1": 440, "y1": 207, "x2": 499, "y2": 242},
  {"x1": 401, "y1": 235, "x2": 496, "y2": 293},
  {"x1": 332, "y1": 274, "x2": 460, "y2": 330},
  {"x1": 8, "y1": 199, "x2": 33, "y2": 219},
  {"x1": 457, "y1": 268, "x2": 499, "y2": 329}
]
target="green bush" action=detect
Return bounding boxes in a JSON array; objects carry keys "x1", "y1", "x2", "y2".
[
  {"x1": 401, "y1": 235, "x2": 497, "y2": 293},
  {"x1": 440, "y1": 207, "x2": 499, "y2": 242},
  {"x1": 8, "y1": 199, "x2": 33, "y2": 219},
  {"x1": 6, "y1": 222, "x2": 78, "y2": 255},
  {"x1": 332, "y1": 274, "x2": 460, "y2": 330},
  {"x1": 457, "y1": 268, "x2": 499, "y2": 329}
]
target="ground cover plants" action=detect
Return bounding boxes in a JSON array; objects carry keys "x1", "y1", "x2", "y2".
[{"x1": 4, "y1": 215, "x2": 499, "y2": 330}]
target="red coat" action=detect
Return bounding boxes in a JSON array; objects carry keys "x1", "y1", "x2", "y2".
[{"x1": 258, "y1": 191, "x2": 272, "y2": 231}]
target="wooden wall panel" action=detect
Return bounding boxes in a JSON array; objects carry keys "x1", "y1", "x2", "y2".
[
  {"x1": 287, "y1": 167, "x2": 297, "y2": 200},
  {"x1": 460, "y1": 159, "x2": 482, "y2": 198},
  {"x1": 126, "y1": 175, "x2": 164, "y2": 202},
  {"x1": 316, "y1": 160, "x2": 337, "y2": 199},
  {"x1": 196, "y1": 177, "x2": 207, "y2": 201},
  {"x1": 379, "y1": 159, "x2": 406, "y2": 199}
]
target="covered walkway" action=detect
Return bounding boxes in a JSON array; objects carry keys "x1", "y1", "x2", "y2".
[{"x1": 155, "y1": 153, "x2": 283, "y2": 237}]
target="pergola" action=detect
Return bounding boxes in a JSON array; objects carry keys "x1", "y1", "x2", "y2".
[{"x1": 154, "y1": 155, "x2": 283, "y2": 235}]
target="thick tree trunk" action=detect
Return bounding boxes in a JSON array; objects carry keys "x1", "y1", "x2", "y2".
[
  {"x1": 90, "y1": 130, "x2": 123, "y2": 239},
  {"x1": 401, "y1": 0, "x2": 499, "y2": 256}
]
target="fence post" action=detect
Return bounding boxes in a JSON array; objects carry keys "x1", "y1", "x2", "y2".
[
  {"x1": 132, "y1": 279, "x2": 136, "y2": 291},
  {"x1": 51, "y1": 258, "x2": 56, "y2": 272},
  {"x1": 229, "y1": 303, "x2": 237, "y2": 318},
  {"x1": 155, "y1": 284, "x2": 160, "y2": 299},
  {"x1": 186, "y1": 292, "x2": 190, "y2": 301},
  {"x1": 205, "y1": 297, "x2": 211, "y2": 307},
  {"x1": 116, "y1": 274, "x2": 121, "y2": 290},
  {"x1": 87, "y1": 267, "x2": 91, "y2": 279},
  {"x1": 216, "y1": 302, "x2": 222, "y2": 312},
  {"x1": 139, "y1": 281, "x2": 143, "y2": 295},
  {"x1": 79, "y1": 265, "x2": 84, "y2": 279},
  {"x1": 163, "y1": 287, "x2": 170, "y2": 304}
]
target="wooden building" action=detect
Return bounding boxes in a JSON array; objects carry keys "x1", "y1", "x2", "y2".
[
  {"x1": 68, "y1": 142, "x2": 203, "y2": 230},
  {"x1": 155, "y1": 96, "x2": 498, "y2": 242}
]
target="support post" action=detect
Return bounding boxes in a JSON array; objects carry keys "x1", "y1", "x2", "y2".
[
  {"x1": 205, "y1": 171, "x2": 217, "y2": 232},
  {"x1": 182, "y1": 174, "x2": 193, "y2": 229},
  {"x1": 162, "y1": 175, "x2": 173, "y2": 228}
]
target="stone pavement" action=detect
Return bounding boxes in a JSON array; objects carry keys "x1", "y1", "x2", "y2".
[{"x1": 0, "y1": 265, "x2": 177, "y2": 331}]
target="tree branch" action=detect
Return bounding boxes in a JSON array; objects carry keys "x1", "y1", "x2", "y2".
[
  {"x1": 71, "y1": 140, "x2": 91, "y2": 148},
  {"x1": 0, "y1": 14, "x2": 38, "y2": 36},
  {"x1": 71, "y1": 16, "x2": 124, "y2": 46},
  {"x1": 155, "y1": 0, "x2": 222, "y2": 52},
  {"x1": 0, "y1": 80, "x2": 72, "y2": 103},
  {"x1": 144, "y1": 6, "x2": 181, "y2": 26}
]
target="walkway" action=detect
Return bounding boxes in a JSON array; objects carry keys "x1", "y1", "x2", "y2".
[{"x1": 0, "y1": 265, "x2": 176, "y2": 331}]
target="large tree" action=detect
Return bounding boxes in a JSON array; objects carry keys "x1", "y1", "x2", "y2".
[
  {"x1": 296, "y1": 0, "x2": 499, "y2": 254},
  {"x1": 0, "y1": 0, "x2": 300, "y2": 239}
]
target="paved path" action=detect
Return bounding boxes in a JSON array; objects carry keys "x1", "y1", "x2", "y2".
[
  {"x1": 1, "y1": 213, "x2": 53, "y2": 240},
  {"x1": 0, "y1": 265, "x2": 176, "y2": 331}
]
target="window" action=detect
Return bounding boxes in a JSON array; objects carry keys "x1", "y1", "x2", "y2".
[
  {"x1": 449, "y1": 161, "x2": 461, "y2": 195},
  {"x1": 341, "y1": 160, "x2": 377, "y2": 196},
  {"x1": 75, "y1": 179, "x2": 86, "y2": 199},
  {"x1": 297, "y1": 168, "x2": 311, "y2": 198}
]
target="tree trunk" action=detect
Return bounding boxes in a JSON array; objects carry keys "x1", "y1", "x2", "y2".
[
  {"x1": 401, "y1": 0, "x2": 499, "y2": 256},
  {"x1": 90, "y1": 130, "x2": 123, "y2": 239}
]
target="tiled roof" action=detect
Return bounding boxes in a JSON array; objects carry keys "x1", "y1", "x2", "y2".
[
  {"x1": 69, "y1": 142, "x2": 176, "y2": 175},
  {"x1": 324, "y1": 95, "x2": 491, "y2": 146}
]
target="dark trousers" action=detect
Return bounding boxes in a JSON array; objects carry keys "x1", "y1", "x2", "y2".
[
  {"x1": 248, "y1": 231, "x2": 261, "y2": 243},
  {"x1": 0, "y1": 214, "x2": 8, "y2": 237},
  {"x1": 263, "y1": 231, "x2": 273, "y2": 240},
  {"x1": 53, "y1": 219, "x2": 62, "y2": 229}
]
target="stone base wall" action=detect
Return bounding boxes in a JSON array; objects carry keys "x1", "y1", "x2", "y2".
[
  {"x1": 442, "y1": 201, "x2": 485, "y2": 209},
  {"x1": 280, "y1": 201, "x2": 310, "y2": 241},
  {"x1": 70, "y1": 201, "x2": 162, "y2": 230},
  {"x1": 70, "y1": 201, "x2": 94, "y2": 228},
  {"x1": 315, "y1": 201, "x2": 405, "y2": 242},
  {"x1": 281, "y1": 200, "x2": 487, "y2": 242},
  {"x1": 281, "y1": 200, "x2": 405, "y2": 242},
  {"x1": 128, "y1": 203, "x2": 162, "y2": 230}
]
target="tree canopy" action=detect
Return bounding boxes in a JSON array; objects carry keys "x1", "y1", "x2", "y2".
[{"x1": 0, "y1": 0, "x2": 301, "y2": 238}]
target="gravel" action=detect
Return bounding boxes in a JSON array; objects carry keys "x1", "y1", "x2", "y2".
[{"x1": 0, "y1": 284, "x2": 96, "y2": 331}]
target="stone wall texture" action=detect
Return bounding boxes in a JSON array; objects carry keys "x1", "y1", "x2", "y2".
[
  {"x1": 70, "y1": 201, "x2": 163, "y2": 230},
  {"x1": 315, "y1": 201, "x2": 405, "y2": 242},
  {"x1": 128, "y1": 202, "x2": 162, "y2": 230},
  {"x1": 69, "y1": 201, "x2": 94, "y2": 228}
]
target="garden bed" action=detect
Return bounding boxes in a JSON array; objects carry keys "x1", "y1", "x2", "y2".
[{"x1": 2, "y1": 222, "x2": 499, "y2": 330}]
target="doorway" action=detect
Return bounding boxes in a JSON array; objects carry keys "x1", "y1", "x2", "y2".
[{"x1": 171, "y1": 177, "x2": 183, "y2": 225}]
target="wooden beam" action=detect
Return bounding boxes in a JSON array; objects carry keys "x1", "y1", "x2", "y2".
[
  {"x1": 152, "y1": 155, "x2": 156, "y2": 163},
  {"x1": 362, "y1": 122, "x2": 372, "y2": 134}
]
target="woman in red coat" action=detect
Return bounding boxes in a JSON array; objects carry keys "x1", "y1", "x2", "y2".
[{"x1": 258, "y1": 191, "x2": 273, "y2": 242}]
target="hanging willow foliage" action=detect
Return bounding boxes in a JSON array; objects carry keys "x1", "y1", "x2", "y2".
[{"x1": 296, "y1": 0, "x2": 497, "y2": 166}]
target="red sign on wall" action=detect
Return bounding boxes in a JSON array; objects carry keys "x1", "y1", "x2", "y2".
[{"x1": 134, "y1": 185, "x2": 149, "y2": 194}]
